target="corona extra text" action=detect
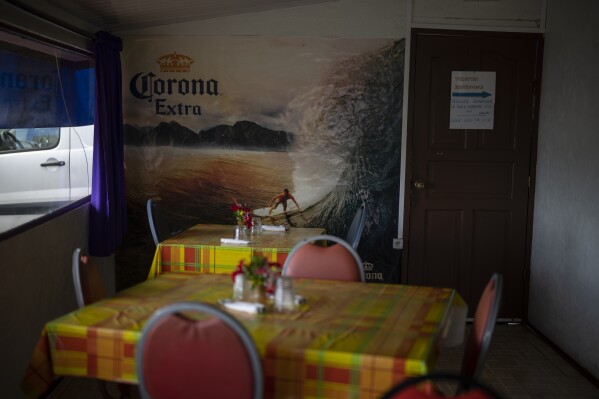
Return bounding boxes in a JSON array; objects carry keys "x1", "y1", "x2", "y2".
[{"x1": 129, "y1": 72, "x2": 219, "y2": 117}]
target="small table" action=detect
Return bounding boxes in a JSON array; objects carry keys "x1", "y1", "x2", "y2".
[
  {"x1": 148, "y1": 223, "x2": 325, "y2": 278},
  {"x1": 21, "y1": 273, "x2": 466, "y2": 399}
]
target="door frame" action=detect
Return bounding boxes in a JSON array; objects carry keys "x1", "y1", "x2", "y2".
[{"x1": 400, "y1": 28, "x2": 544, "y2": 322}]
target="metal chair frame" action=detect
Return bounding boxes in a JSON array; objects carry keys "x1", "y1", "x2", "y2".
[
  {"x1": 462, "y1": 273, "x2": 503, "y2": 382},
  {"x1": 72, "y1": 247, "x2": 108, "y2": 308},
  {"x1": 72, "y1": 248, "x2": 129, "y2": 399},
  {"x1": 71, "y1": 247, "x2": 87, "y2": 308},
  {"x1": 147, "y1": 198, "x2": 181, "y2": 246},
  {"x1": 379, "y1": 372, "x2": 502, "y2": 399},
  {"x1": 346, "y1": 202, "x2": 366, "y2": 249}
]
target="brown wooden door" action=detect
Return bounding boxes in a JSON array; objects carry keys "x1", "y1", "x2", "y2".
[{"x1": 404, "y1": 30, "x2": 543, "y2": 319}]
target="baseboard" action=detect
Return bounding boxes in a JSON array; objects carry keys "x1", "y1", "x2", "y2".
[{"x1": 524, "y1": 322, "x2": 599, "y2": 390}]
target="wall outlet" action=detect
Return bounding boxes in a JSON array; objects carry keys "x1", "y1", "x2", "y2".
[{"x1": 392, "y1": 238, "x2": 403, "y2": 249}]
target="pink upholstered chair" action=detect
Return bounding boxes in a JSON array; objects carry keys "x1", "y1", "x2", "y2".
[
  {"x1": 380, "y1": 275, "x2": 503, "y2": 399},
  {"x1": 282, "y1": 234, "x2": 365, "y2": 282},
  {"x1": 379, "y1": 373, "x2": 502, "y2": 399},
  {"x1": 136, "y1": 302, "x2": 263, "y2": 399},
  {"x1": 460, "y1": 273, "x2": 503, "y2": 385}
]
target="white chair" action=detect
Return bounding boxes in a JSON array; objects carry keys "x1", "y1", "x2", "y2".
[{"x1": 282, "y1": 234, "x2": 365, "y2": 282}]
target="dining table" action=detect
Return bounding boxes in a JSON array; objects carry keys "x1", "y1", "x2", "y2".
[
  {"x1": 21, "y1": 273, "x2": 466, "y2": 399},
  {"x1": 147, "y1": 223, "x2": 326, "y2": 278}
]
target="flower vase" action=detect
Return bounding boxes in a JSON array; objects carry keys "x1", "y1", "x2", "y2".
[
  {"x1": 244, "y1": 280, "x2": 268, "y2": 305},
  {"x1": 254, "y1": 285, "x2": 268, "y2": 305},
  {"x1": 235, "y1": 221, "x2": 247, "y2": 239}
]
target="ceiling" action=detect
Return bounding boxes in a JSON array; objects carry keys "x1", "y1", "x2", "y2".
[{"x1": 11, "y1": 0, "x2": 337, "y2": 33}]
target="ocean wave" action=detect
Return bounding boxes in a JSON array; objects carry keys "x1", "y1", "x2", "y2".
[{"x1": 284, "y1": 39, "x2": 406, "y2": 278}]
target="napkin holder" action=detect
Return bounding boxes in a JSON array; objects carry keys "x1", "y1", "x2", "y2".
[
  {"x1": 222, "y1": 301, "x2": 265, "y2": 314},
  {"x1": 262, "y1": 225, "x2": 287, "y2": 232},
  {"x1": 220, "y1": 238, "x2": 250, "y2": 245}
]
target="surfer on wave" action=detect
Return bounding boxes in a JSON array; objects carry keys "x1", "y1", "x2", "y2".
[{"x1": 268, "y1": 188, "x2": 302, "y2": 216}]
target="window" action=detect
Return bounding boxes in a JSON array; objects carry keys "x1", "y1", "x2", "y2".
[{"x1": 0, "y1": 29, "x2": 95, "y2": 234}]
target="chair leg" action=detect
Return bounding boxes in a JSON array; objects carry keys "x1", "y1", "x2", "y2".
[
  {"x1": 98, "y1": 380, "x2": 117, "y2": 399},
  {"x1": 117, "y1": 383, "x2": 132, "y2": 398},
  {"x1": 97, "y1": 380, "x2": 132, "y2": 399}
]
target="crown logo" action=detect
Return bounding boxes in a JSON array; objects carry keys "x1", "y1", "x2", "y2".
[{"x1": 156, "y1": 52, "x2": 195, "y2": 73}]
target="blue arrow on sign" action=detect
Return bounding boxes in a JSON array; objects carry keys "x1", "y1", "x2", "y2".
[{"x1": 452, "y1": 91, "x2": 492, "y2": 98}]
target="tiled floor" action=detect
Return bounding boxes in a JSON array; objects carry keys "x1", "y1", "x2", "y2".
[
  {"x1": 436, "y1": 324, "x2": 599, "y2": 398},
  {"x1": 47, "y1": 324, "x2": 599, "y2": 398}
]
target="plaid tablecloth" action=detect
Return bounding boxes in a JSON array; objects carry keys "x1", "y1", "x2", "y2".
[
  {"x1": 21, "y1": 273, "x2": 464, "y2": 399},
  {"x1": 148, "y1": 224, "x2": 326, "y2": 278}
]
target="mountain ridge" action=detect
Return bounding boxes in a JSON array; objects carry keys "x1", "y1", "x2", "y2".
[{"x1": 124, "y1": 120, "x2": 293, "y2": 151}]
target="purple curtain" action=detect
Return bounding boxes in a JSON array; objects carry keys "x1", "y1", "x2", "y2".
[{"x1": 89, "y1": 31, "x2": 127, "y2": 256}]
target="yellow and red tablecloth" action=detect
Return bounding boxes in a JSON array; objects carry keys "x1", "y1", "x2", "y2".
[
  {"x1": 21, "y1": 273, "x2": 464, "y2": 399},
  {"x1": 148, "y1": 224, "x2": 326, "y2": 278}
]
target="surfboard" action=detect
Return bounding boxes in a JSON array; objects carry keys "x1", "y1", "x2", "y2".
[
  {"x1": 253, "y1": 206, "x2": 303, "y2": 226},
  {"x1": 253, "y1": 206, "x2": 289, "y2": 217}
]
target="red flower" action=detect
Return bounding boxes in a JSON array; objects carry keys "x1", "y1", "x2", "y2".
[
  {"x1": 231, "y1": 197, "x2": 253, "y2": 229},
  {"x1": 231, "y1": 256, "x2": 281, "y2": 290},
  {"x1": 231, "y1": 260, "x2": 245, "y2": 282}
]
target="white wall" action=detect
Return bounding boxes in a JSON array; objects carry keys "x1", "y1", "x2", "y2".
[
  {"x1": 116, "y1": 0, "x2": 406, "y2": 37},
  {"x1": 412, "y1": 0, "x2": 544, "y2": 29},
  {"x1": 529, "y1": 0, "x2": 599, "y2": 380}
]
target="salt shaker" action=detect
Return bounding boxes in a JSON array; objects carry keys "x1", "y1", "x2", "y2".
[
  {"x1": 233, "y1": 274, "x2": 245, "y2": 300},
  {"x1": 251, "y1": 217, "x2": 262, "y2": 235},
  {"x1": 274, "y1": 276, "x2": 296, "y2": 312}
]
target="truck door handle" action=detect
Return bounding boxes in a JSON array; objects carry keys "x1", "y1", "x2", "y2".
[{"x1": 40, "y1": 161, "x2": 65, "y2": 167}]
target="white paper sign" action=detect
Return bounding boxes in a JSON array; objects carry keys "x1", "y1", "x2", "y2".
[{"x1": 450, "y1": 71, "x2": 496, "y2": 130}]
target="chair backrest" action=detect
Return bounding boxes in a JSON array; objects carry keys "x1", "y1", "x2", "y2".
[
  {"x1": 136, "y1": 302, "x2": 263, "y2": 399},
  {"x1": 72, "y1": 248, "x2": 108, "y2": 308},
  {"x1": 379, "y1": 373, "x2": 502, "y2": 399},
  {"x1": 346, "y1": 202, "x2": 366, "y2": 249},
  {"x1": 282, "y1": 234, "x2": 365, "y2": 282},
  {"x1": 461, "y1": 273, "x2": 503, "y2": 383},
  {"x1": 147, "y1": 198, "x2": 172, "y2": 246}
]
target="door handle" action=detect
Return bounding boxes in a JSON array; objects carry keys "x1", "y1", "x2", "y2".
[
  {"x1": 413, "y1": 180, "x2": 426, "y2": 190},
  {"x1": 40, "y1": 161, "x2": 65, "y2": 167}
]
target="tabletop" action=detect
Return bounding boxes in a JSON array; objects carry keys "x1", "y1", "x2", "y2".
[
  {"x1": 148, "y1": 223, "x2": 326, "y2": 278},
  {"x1": 21, "y1": 273, "x2": 464, "y2": 399}
]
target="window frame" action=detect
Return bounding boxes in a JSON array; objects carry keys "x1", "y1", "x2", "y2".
[{"x1": 0, "y1": 21, "x2": 95, "y2": 241}]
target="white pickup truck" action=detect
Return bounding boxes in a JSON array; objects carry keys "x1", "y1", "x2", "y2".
[{"x1": 0, "y1": 125, "x2": 93, "y2": 232}]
